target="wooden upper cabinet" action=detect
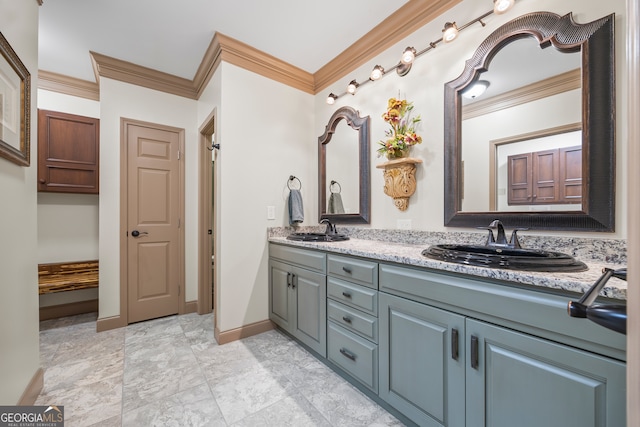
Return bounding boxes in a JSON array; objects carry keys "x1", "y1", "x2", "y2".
[
  {"x1": 508, "y1": 145, "x2": 582, "y2": 206},
  {"x1": 38, "y1": 109, "x2": 99, "y2": 194}
]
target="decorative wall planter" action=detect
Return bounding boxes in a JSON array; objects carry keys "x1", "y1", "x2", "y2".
[{"x1": 376, "y1": 157, "x2": 422, "y2": 211}]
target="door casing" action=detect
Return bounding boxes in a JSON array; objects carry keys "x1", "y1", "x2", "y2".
[{"x1": 119, "y1": 117, "x2": 186, "y2": 325}]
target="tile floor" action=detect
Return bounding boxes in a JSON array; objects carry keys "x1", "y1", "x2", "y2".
[{"x1": 36, "y1": 312, "x2": 404, "y2": 426}]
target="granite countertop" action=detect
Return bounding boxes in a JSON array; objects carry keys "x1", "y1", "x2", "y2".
[{"x1": 268, "y1": 227, "x2": 628, "y2": 301}]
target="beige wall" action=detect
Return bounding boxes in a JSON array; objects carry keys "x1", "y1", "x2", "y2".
[
  {"x1": 98, "y1": 78, "x2": 199, "y2": 318},
  {"x1": 198, "y1": 62, "x2": 315, "y2": 331},
  {"x1": 34, "y1": 0, "x2": 629, "y2": 337},
  {"x1": 0, "y1": 0, "x2": 41, "y2": 404},
  {"x1": 315, "y1": 0, "x2": 628, "y2": 239}
]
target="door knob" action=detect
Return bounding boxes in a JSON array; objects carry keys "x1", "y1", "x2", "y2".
[{"x1": 131, "y1": 230, "x2": 148, "y2": 237}]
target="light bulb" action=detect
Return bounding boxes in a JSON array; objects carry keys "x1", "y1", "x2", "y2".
[
  {"x1": 370, "y1": 65, "x2": 384, "y2": 81},
  {"x1": 442, "y1": 22, "x2": 459, "y2": 43},
  {"x1": 493, "y1": 0, "x2": 514, "y2": 14},
  {"x1": 326, "y1": 93, "x2": 337, "y2": 105},
  {"x1": 347, "y1": 80, "x2": 359, "y2": 94},
  {"x1": 462, "y1": 80, "x2": 490, "y2": 99},
  {"x1": 401, "y1": 47, "x2": 416, "y2": 64}
]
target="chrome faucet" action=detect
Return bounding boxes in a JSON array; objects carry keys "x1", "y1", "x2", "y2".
[
  {"x1": 481, "y1": 220, "x2": 527, "y2": 248},
  {"x1": 320, "y1": 218, "x2": 337, "y2": 235}
]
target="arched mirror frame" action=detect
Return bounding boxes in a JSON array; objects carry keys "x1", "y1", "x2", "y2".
[
  {"x1": 444, "y1": 12, "x2": 615, "y2": 231},
  {"x1": 319, "y1": 106, "x2": 371, "y2": 224}
]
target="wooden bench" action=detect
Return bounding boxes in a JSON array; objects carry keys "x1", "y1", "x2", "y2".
[{"x1": 38, "y1": 260, "x2": 99, "y2": 295}]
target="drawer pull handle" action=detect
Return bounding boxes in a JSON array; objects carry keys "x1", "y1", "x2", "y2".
[
  {"x1": 451, "y1": 328, "x2": 459, "y2": 361},
  {"x1": 342, "y1": 266, "x2": 352, "y2": 274},
  {"x1": 471, "y1": 335, "x2": 479, "y2": 370},
  {"x1": 342, "y1": 316, "x2": 352, "y2": 324},
  {"x1": 339, "y1": 348, "x2": 357, "y2": 361},
  {"x1": 342, "y1": 291, "x2": 352, "y2": 298}
]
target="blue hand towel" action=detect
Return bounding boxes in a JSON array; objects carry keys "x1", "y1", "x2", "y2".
[
  {"x1": 288, "y1": 189, "x2": 304, "y2": 225},
  {"x1": 328, "y1": 192, "x2": 345, "y2": 214}
]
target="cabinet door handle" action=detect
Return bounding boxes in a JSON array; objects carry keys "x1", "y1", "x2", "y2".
[
  {"x1": 470, "y1": 335, "x2": 479, "y2": 370},
  {"x1": 342, "y1": 291, "x2": 352, "y2": 298},
  {"x1": 342, "y1": 266, "x2": 352, "y2": 274},
  {"x1": 291, "y1": 274, "x2": 296, "y2": 289},
  {"x1": 339, "y1": 348, "x2": 357, "y2": 361},
  {"x1": 451, "y1": 328, "x2": 459, "y2": 361},
  {"x1": 286, "y1": 272, "x2": 292, "y2": 287},
  {"x1": 342, "y1": 316, "x2": 352, "y2": 324}
]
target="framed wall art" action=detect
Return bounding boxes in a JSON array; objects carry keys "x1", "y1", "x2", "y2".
[{"x1": 0, "y1": 31, "x2": 30, "y2": 166}]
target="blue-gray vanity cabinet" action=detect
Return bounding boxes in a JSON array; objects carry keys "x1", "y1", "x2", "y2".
[
  {"x1": 379, "y1": 263, "x2": 627, "y2": 427},
  {"x1": 268, "y1": 245, "x2": 327, "y2": 357},
  {"x1": 326, "y1": 254, "x2": 379, "y2": 393},
  {"x1": 379, "y1": 292, "x2": 465, "y2": 427},
  {"x1": 465, "y1": 318, "x2": 626, "y2": 427}
]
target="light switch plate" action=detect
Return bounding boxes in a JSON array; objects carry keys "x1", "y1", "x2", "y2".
[{"x1": 267, "y1": 206, "x2": 276, "y2": 220}]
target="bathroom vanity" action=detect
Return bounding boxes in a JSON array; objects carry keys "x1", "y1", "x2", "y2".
[{"x1": 268, "y1": 234, "x2": 626, "y2": 427}]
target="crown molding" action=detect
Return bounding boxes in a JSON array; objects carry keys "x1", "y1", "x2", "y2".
[
  {"x1": 462, "y1": 69, "x2": 582, "y2": 120},
  {"x1": 90, "y1": 51, "x2": 199, "y2": 99},
  {"x1": 38, "y1": 70, "x2": 100, "y2": 101},
  {"x1": 41, "y1": 1, "x2": 457, "y2": 99},
  {"x1": 313, "y1": 0, "x2": 462, "y2": 92}
]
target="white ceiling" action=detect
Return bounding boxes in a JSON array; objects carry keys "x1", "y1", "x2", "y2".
[{"x1": 38, "y1": 0, "x2": 409, "y2": 83}]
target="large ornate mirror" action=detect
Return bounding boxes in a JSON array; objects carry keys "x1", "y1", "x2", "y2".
[
  {"x1": 319, "y1": 106, "x2": 370, "y2": 224},
  {"x1": 444, "y1": 12, "x2": 615, "y2": 230}
]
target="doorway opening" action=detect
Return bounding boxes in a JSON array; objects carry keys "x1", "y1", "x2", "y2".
[{"x1": 198, "y1": 110, "x2": 216, "y2": 320}]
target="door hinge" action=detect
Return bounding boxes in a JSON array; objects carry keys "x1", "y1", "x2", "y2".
[
  {"x1": 178, "y1": 285, "x2": 181, "y2": 296},
  {"x1": 178, "y1": 218, "x2": 181, "y2": 228},
  {"x1": 178, "y1": 150, "x2": 181, "y2": 160}
]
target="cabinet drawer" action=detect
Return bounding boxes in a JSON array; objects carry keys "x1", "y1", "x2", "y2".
[
  {"x1": 328, "y1": 254, "x2": 377, "y2": 288},
  {"x1": 328, "y1": 300, "x2": 378, "y2": 343},
  {"x1": 327, "y1": 277, "x2": 378, "y2": 316},
  {"x1": 269, "y1": 244, "x2": 326, "y2": 273},
  {"x1": 328, "y1": 322, "x2": 378, "y2": 392}
]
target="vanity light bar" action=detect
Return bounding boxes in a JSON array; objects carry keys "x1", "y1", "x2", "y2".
[{"x1": 326, "y1": 1, "x2": 515, "y2": 104}]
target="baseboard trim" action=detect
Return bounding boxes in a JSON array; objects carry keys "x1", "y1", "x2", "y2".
[
  {"x1": 184, "y1": 300, "x2": 198, "y2": 314},
  {"x1": 18, "y1": 368, "x2": 43, "y2": 406},
  {"x1": 96, "y1": 314, "x2": 126, "y2": 332},
  {"x1": 214, "y1": 319, "x2": 275, "y2": 345},
  {"x1": 39, "y1": 299, "x2": 98, "y2": 321}
]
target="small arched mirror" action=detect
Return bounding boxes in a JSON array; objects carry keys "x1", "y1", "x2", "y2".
[
  {"x1": 444, "y1": 12, "x2": 615, "y2": 230},
  {"x1": 319, "y1": 106, "x2": 370, "y2": 224}
]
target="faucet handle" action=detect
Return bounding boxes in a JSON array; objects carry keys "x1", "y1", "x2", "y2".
[
  {"x1": 476, "y1": 226, "x2": 496, "y2": 245},
  {"x1": 509, "y1": 228, "x2": 529, "y2": 249}
]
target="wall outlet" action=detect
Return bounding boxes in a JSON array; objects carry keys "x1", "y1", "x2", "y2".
[
  {"x1": 267, "y1": 205, "x2": 276, "y2": 220},
  {"x1": 397, "y1": 219, "x2": 412, "y2": 230}
]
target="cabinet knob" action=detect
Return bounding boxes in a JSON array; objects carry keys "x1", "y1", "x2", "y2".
[
  {"x1": 342, "y1": 316, "x2": 352, "y2": 324},
  {"x1": 342, "y1": 291, "x2": 352, "y2": 298},
  {"x1": 39, "y1": 178, "x2": 46, "y2": 184},
  {"x1": 342, "y1": 266, "x2": 352, "y2": 274}
]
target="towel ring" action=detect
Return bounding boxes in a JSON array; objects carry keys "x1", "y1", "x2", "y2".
[
  {"x1": 330, "y1": 180, "x2": 342, "y2": 194},
  {"x1": 288, "y1": 175, "x2": 302, "y2": 190}
]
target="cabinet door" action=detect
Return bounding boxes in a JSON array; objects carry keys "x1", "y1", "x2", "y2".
[
  {"x1": 292, "y1": 265, "x2": 327, "y2": 357},
  {"x1": 379, "y1": 293, "x2": 465, "y2": 427},
  {"x1": 38, "y1": 109, "x2": 99, "y2": 193},
  {"x1": 268, "y1": 260, "x2": 292, "y2": 330},
  {"x1": 466, "y1": 318, "x2": 626, "y2": 427}
]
